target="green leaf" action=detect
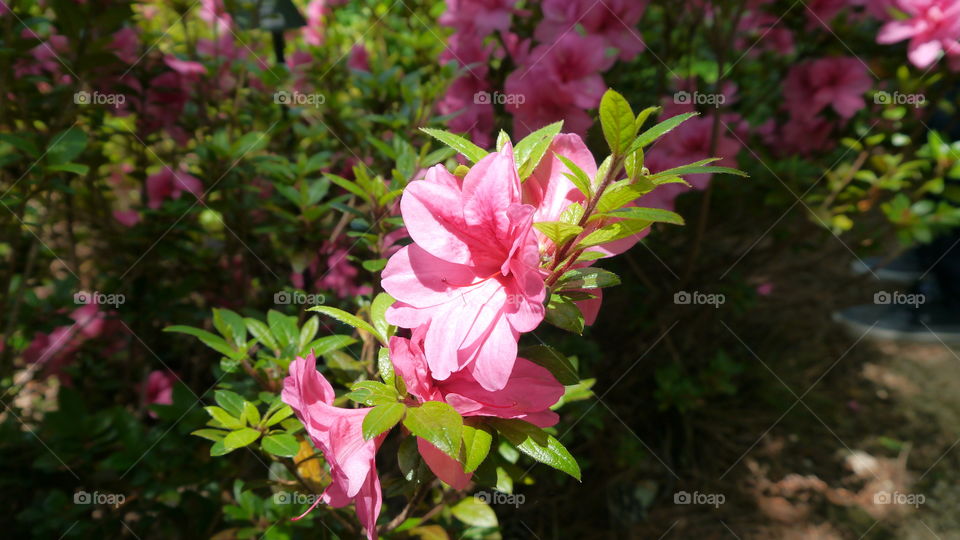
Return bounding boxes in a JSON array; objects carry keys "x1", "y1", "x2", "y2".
[
  {"x1": 46, "y1": 127, "x2": 87, "y2": 165},
  {"x1": 265, "y1": 405, "x2": 294, "y2": 426},
  {"x1": 346, "y1": 381, "x2": 400, "y2": 406},
  {"x1": 165, "y1": 325, "x2": 238, "y2": 358},
  {"x1": 404, "y1": 402, "x2": 463, "y2": 459},
  {"x1": 576, "y1": 251, "x2": 606, "y2": 262},
  {"x1": 261, "y1": 433, "x2": 300, "y2": 457},
  {"x1": 555, "y1": 154, "x2": 593, "y2": 198},
  {"x1": 327, "y1": 173, "x2": 370, "y2": 202},
  {"x1": 451, "y1": 496, "x2": 498, "y2": 528},
  {"x1": 210, "y1": 440, "x2": 232, "y2": 456},
  {"x1": 420, "y1": 128, "x2": 488, "y2": 163},
  {"x1": 266, "y1": 310, "x2": 298, "y2": 348},
  {"x1": 628, "y1": 112, "x2": 698, "y2": 154},
  {"x1": 298, "y1": 316, "x2": 320, "y2": 353},
  {"x1": 205, "y1": 406, "x2": 244, "y2": 429},
  {"x1": 0, "y1": 133, "x2": 39, "y2": 157},
  {"x1": 46, "y1": 163, "x2": 89, "y2": 175},
  {"x1": 191, "y1": 428, "x2": 227, "y2": 442},
  {"x1": 215, "y1": 390, "x2": 246, "y2": 418},
  {"x1": 242, "y1": 401, "x2": 261, "y2": 426},
  {"x1": 214, "y1": 308, "x2": 247, "y2": 346},
  {"x1": 362, "y1": 258, "x2": 387, "y2": 272},
  {"x1": 223, "y1": 427, "x2": 261, "y2": 450},
  {"x1": 496, "y1": 130, "x2": 510, "y2": 152},
  {"x1": 556, "y1": 268, "x2": 621, "y2": 290},
  {"x1": 490, "y1": 419, "x2": 581, "y2": 481},
  {"x1": 370, "y1": 293, "x2": 396, "y2": 342},
  {"x1": 597, "y1": 206, "x2": 685, "y2": 225},
  {"x1": 461, "y1": 424, "x2": 493, "y2": 473},
  {"x1": 579, "y1": 220, "x2": 651, "y2": 247},
  {"x1": 515, "y1": 121, "x2": 563, "y2": 179},
  {"x1": 648, "y1": 158, "x2": 747, "y2": 180},
  {"x1": 378, "y1": 347, "x2": 395, "y2": 386},
  {"x1": 593, "y1": 181, "x2": 646, "y2": 213},
  {"x1": 533, "y1": 221, "x2": 583, "y2": 247},
  {"x1": 634, "y1": 106, "x2": 661, "y2": 132},
  {"x1": 302, "y1": 335, "x2": 357, "y2": 357},
  {"x1": 599, "y1": 90, "x2": 636, "y2": 155},
  {"x1": 519, "y1": 345, "x2": 579, "y2": 385},
  {"x1": 245, "y1": 318, "x2": 279, "y2": 351},
  {"x1": 362, "y1": 403, "x2": 406, "y2": 440},
  {"x1": 308, "y1": 306, "x2": 385, "y2": 344},
  {"x1": 545, "y1": 294, "x2": 585, "y2": 334}
]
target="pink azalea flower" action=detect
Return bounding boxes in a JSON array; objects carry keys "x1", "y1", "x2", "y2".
[
  {"x1": 381, "y1": 145, "x2": 545, "y2": 391},
  {"x1": 783, "y1": 57, "x2": 871, "y2": 119},
  {"x1": 144, "y1": 370, "x2": 176, "y2": 407},
  {"x1": 736, "y1": 12, "x2": 795, "y2": 56},
  {"x1": 113, "y1": 210, "x2": 141, "y2": 227},
  {"x1": 347, "y1": 45, "x2": 370, "y2": 71},
  {"x1": 439, "y1": 0, "x2": 518, "y2": 35},
  {"x1": 281, "y1": 353, "x2": 382, "y2": 539},
  {"x1": 146, "y1": 166, "x2": 203, "y2": 209},
  {"x1": 111, "y1": 27, "x2": 140, "y2": 65},
  {"x1": 438, "y1": 32, "x2": 496, "y2": 148},
  {"x1": 535, "y1": 0, "x2": 647, "y2": 61},
  {"x1": 304, "y1": 0, "x2": 328, "y2": 46},
  {"x1": 317, "y1": 244, "x2": 373, "y2": 298},
  {"x1": 805, "y1": 0, "x2": 849, "y2": 29},
  {"x1": 163, "y1": 56, "x2": 207, "y2": 80},
  {"x1": 876, "y1": 0, "x2": 960, "y2": 68},
  {"x1": 199, "y1": 0, "x2": 233, "y2": 30},
  {"x1": 389, "y1": 330, "x2": 565, "y2": 427}
]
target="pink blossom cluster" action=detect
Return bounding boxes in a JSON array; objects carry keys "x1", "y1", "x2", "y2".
[
  {"x1": 282, "y1": 132, "x2": 653, "y2": 537},
  {"x1": 23, "y1": 304, "x2": 122, "y2": 380},
  {"x1": 437, "y1": 0, "x2": 647, "y2": 143},
  {"x1": 870, "y1": 0, "x2": 960, "y2": 68}
]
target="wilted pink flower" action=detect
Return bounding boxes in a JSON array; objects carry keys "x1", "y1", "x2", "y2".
[
  {"x1": 281, "y1": 353, "x2": 381, "y2": 539},
  {"x1": 783, "y1": 57, "x2": 871, "y2": 119},
  {"x1": 146, "y1": 166, "x2": 203, "y2": 209},
  {"x1": 382, "y1": 145, "x2": 545, "y2": 391},
  {"x1": 876, "y1": 0, "x2": 960, "y2": 68},
  {"x1": 535, "y1": 0, "x2": 647, "y2": 61}
]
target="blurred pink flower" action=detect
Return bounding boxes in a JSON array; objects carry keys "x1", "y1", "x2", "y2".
[
  {"x1": 783, "y1": 57, "x2": 871, "y2": 119},
  {"x1": 143, "y1": 370, "x2": 176, "y2": 417},
  {"x1": 876, "y1": 0, "x2": 960, "y2": 68},
  {"x1": 535, "y1": 0, "x2": 647, "y2": 61},
  {"x1": 304, "y1": 0, "x2": 328, "y2": 46},
  {"x1": 439, "y1": 0, "x2": 518, "y2": 35},
  {"x1": 111, "y1": 27, "x2": 140, "y2": 65},
  {"x1": 146, "y1": 166, "x2": 203, "y2": 209},
  {"x1": 347, "y1": 44, "x2": 370, "y2": 71}
]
